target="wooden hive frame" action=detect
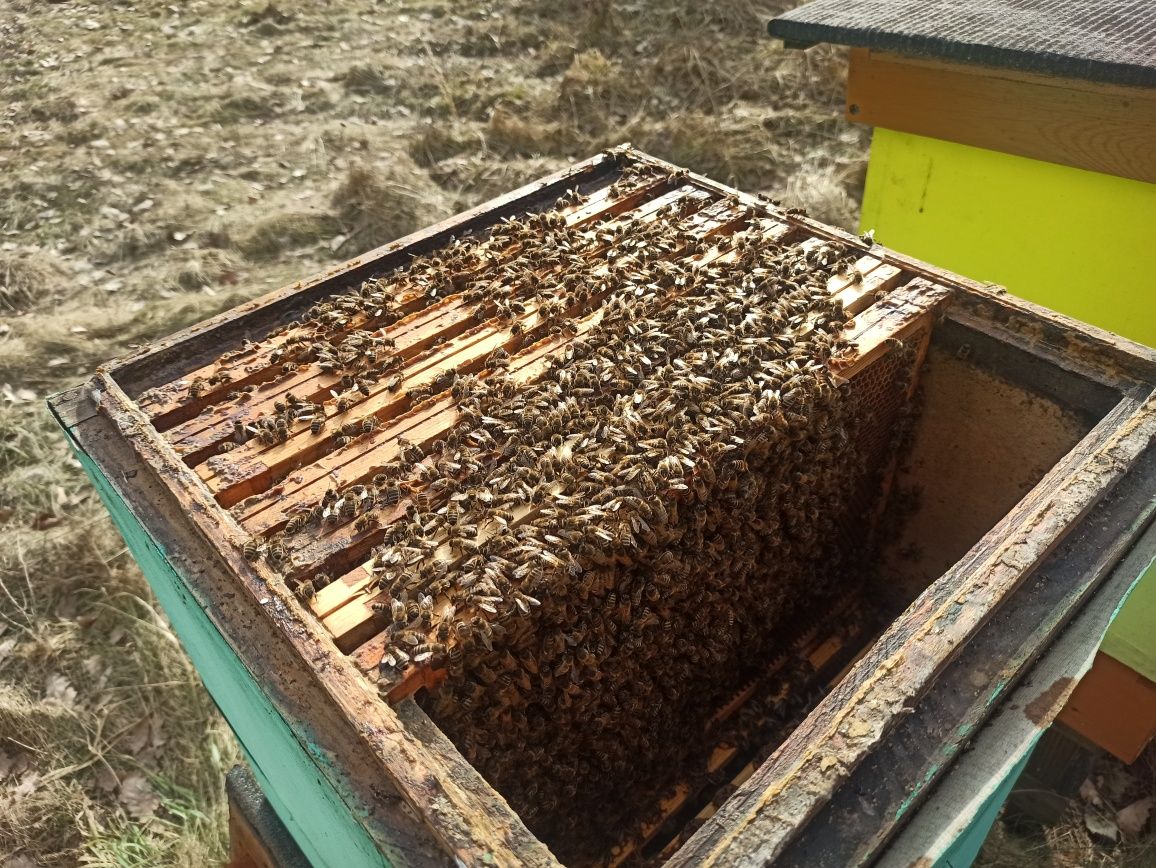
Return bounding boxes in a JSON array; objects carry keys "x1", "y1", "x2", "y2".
[{"x1": 49, "y1": 147, "x2": 1156, "y2": 867}]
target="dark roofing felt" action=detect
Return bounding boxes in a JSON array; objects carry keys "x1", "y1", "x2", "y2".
[{"x1": 767, "y1": 0, "x2": 1156, "y2": 88}]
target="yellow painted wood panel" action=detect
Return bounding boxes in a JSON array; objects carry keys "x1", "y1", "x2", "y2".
[{"x1": 860, "y1": 128, "x2": 1156, "y2": 349}]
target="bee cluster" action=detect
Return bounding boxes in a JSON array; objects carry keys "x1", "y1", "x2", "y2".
[
  {"x1": 404, "y1": 237, "x2": 866, "y2": 862},
  {"x1": 221, "y1": 164, "x2": 889, "y2": 864}
]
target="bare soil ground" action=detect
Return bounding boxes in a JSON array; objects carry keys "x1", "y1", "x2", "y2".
[{"x1": 2, "y1": 1, "x2": 1144, "y2": 866}]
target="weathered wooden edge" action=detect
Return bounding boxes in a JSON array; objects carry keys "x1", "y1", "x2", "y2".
[
  {"x1": 666, "y1": 387, "x2": 1156, "y2": 866},
  {"x1": 76, "y1": 378, "x2": 560, "y2": 867},
  {"x1": 876, "y1": 514, "x2": 1156, "y2": 868},
  {"x1": 49, "y1": 394, "x2": 434, "y2": 868},
  {"x1": 108, "y1": 147, "x2": 630, "y2": 397},
  {"x1": 782, "y1": 437, "x2": 1156, "y2": 865}
]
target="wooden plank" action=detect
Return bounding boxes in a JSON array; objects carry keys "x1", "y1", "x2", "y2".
[
  {"x1": 1058, "y1": 650, "x2": 1156, "y2": 763},
  {"x1": 198, "y1": 195, "x2": 739, "y2": 505},
  {"x1": 846, "y1": 48, "x2": 1156, "y2": 184},
  {"x1": 236, "y1": 237, "x2": 882, "y2": 543},
  {"x1": 832, "y1": 277, "x2": 954, "y2": 377},
  {"x1": 54, "y1": 410, "x2": 423, "y2": 867},
  {"x1": 775, "y1": 432, "x2": 1156, "y2": 866},
  {"x1": 665, "y1": 389, "x2": 1156, "y2": 867},
  {"x1": 166, "y1": 185, "x2": 714, "y2": 459},
  {"x1": 147, "y1": 173, "x2": 679, "y2": 430},
  {"x1": 86, "y1": 377, "x2": 561, "y2": 867},
  {"x1": 876, "y1": 516, "x2": 1156, "y2": 868}
]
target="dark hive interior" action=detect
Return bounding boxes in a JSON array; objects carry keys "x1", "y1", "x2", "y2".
[{"x1": 136, "y1": 153, "x2": 954, "y2": 865}]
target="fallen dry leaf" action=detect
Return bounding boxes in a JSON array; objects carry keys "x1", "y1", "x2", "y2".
[
  {"x1": 44, "y1": 672, "x2": 77, "y2": 708},
  {"x1": 31, "y1": 512, "x2": 64, "y2": 531},
  {"x1": 1079, "y1": 777, "x2": 1103, "y2": 807},
  {"x1": 1099, "y1": 764, "x2": 1138, "y2": 803},
  {"x1": 1117, "y1": 796, "x2": 1153, "y2": 836},
  {"x1": 93, "y1": 763, "x2": 119, "y2": 794},
  {"x1": 121, "y1": 719, "x2": 151, "y2": 755},
  {"x1": 13, "y1": 771, "x2": 42, "y2": 801},
  {"x1": 1084, "y1": 805, "x2": 1119, "y2": 842},
  {"x1": 118, "y1": 772, "x2": 161, "y2": 820}
]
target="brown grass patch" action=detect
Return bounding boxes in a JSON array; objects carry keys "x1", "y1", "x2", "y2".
[
  {"x1": 0, "y1": 251, "x2": 72, "y2": 314},
  {"x1": 234, "y1": 210, "x2": 341, "y2": 261},
  {"x1": 331, "y1": 157, "x2": 451, "y2": 251}
]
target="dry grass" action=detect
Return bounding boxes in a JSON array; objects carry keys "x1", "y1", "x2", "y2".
[
  {"x1": 977, "y1": 742, "x2": 1156, "y2": 868},
  {"x1": 0, "y1": 406, "x2": 237, "y2": 865},
  {"x1": 0, "y1": 0, "x2": 867, "y2": 862},
  {"x1": 331, "y1": 158, "x2": 452, "y2": 252},
  {"x1": 0, "y1": 251, "x2": 73, "y2": 314}
]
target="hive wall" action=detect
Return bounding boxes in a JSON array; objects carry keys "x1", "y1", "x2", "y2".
[{"x1": 128, "y1": 153, "x2": 932, "y2": 864}]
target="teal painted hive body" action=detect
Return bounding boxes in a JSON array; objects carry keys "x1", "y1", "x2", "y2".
[{"x1": 60, "y1": 423, "x2": 386, "y2": 868}]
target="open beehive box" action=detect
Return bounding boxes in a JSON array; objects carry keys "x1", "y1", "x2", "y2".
[{"x1": 50, "y1": 147, "x2": 1156, "y2": 867}]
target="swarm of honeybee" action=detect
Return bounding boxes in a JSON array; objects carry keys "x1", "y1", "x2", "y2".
[
  {"x1": 206, "y1": 163, "x2": 672, "y2": 455},
  {"x1": 353, "y1": 227, "x2": 869, "y2": 861},
  {"x1": 234, "y1": 162, "x2": 902, "y2": 863}
]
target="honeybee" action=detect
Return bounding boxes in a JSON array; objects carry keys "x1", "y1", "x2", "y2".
[
  {"x1": 378, "y1": 483, "x2": 401, "y2": 508},
  {"x1": 242, "y1": 535, "x2": 264, "y2": 561},
  {"x1": 294, "y1": 579, "x2": 316, "y2": 602},
  {"x1": 284, "y1": 511, "x2": 312, "y2": 534},
  {"x1": 412, "y1": 642, "x2": 447, "y2": 664},
  {"x1": 354, "y1": 512, "x2": 381, "y2": 533},
  {"x1": 265, "y1": 538, "x2": 287, "y2": 569},
  {"x1": 418, "y1": 593, "x2": 434, "y2": 627}
]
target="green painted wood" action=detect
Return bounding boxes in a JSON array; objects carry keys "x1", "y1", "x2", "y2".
[
  {"x1": 935, "y1": 748, "x2": 1034, "y2": 868},
  {"x1": 63, "y1": 434, "x2": 388, "y2": 868},
  {"x1": 1100, "y1": 561, "x2": 1156, "y2": 682},
  {"x1": 860, "y1": 127, "x2": 1156, "y2": 684}
]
